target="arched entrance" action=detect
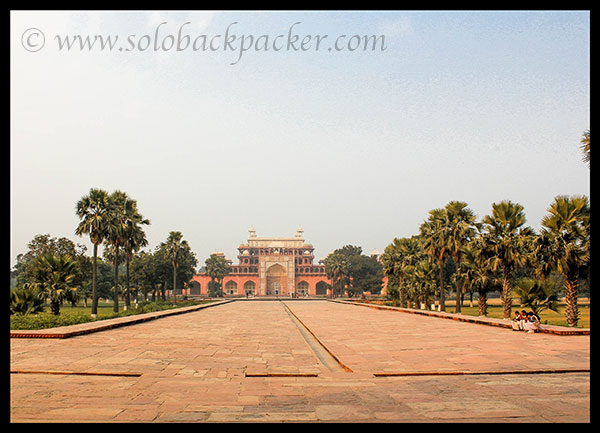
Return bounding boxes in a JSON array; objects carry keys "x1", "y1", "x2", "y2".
[
  {"x1": 266, "y1": 264, "x2": 287, "y2": 295},
  {"x1": 189, "y1": 281, "x2": 201, "y2": 295},
  {"x1": 297, "y1": 281, "x2": 309, "y2": 296},
  {"x1": 244, "y1": 280, "x2": 256, "y2": 296},
  {"x1": 225, "y1": 280, "x2": 237, "y2": 296},
  {"x1": 316, "y1": 281, "x2": 329, "y2": 296}
]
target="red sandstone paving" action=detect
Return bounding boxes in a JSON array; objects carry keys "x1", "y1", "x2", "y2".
[
  {"x1": 11, "y1": 300, "x2": 590, "y2": 422},
  {"x1": 284, "y1": 300, "x2": 590, "y2": 374}
]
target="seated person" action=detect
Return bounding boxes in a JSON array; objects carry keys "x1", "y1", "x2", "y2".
[
  {"x1": 512, "y1": 311, "x2": 523, "y2": 331},
  {"x1": 519, "y1": 310, "x2": 529, "y2": 331},
  {"x1": 523, "y1": 312, "x2": 541, "y2": 333}
]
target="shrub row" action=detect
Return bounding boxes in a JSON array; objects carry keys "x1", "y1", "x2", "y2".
[{"x1": 10, "y1": 299, "x2": 212, "y2": 330}]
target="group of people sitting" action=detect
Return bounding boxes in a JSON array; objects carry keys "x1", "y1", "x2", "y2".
[{"x1": 512, "y1": 310, "x2": 542, "y2": 333}]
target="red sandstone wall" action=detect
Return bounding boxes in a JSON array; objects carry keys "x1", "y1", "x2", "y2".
[
  {"x1": 177, "y1": 273, "x2": 386, "y2": 298},
  {"x1": 186, "y1": 274, "x2": 332, "y2": 296}
]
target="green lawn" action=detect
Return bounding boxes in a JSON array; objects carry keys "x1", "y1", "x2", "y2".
[
  {"x1": 375, "y1": 298, "x2": 591, "y2": 329},
  {"x1": 59, "y1": 300, "x2": 141, "y2": 317},
  {"x1": 451, "y1": 304, "x2": 590, "y2": 328},
  {"x1": 10, "y1": 299, "x2": 216, "y2": 330}
]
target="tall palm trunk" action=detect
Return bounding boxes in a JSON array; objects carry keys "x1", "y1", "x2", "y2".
[
  {"x1": 501, "y1": 267, "x2": 512, "y2": 319},
  {"x1": 564, "y1": 277, "x2": 579, "y2": 327},
  {"x1": 478, "y1": 290, "x2": 488, "y2": 317},
  {"x1": 113, "y1": 247, "x2": 119, "y2": 313},
  {"x1": 172, "y1": 263, "x2": 177, "y2": 305},
  {"x1": 455, "y1": 280, "x2": 462, "y2": 313},
  {"x1": 50, "y1": 297, "x2": 61, "y2": 316},
  {"x1": 124, "y1": 256, "x2": 131, "y2": 310},
  {"x1": 398, "y1": 277, "x2": 405, "y2": 308},
  {"x1": 455, "y1": 257, "x2": 462, "y2": 313},
  {"x1": 91, "y1": 243, "x2": 98, "y2": 318},
  {"x1": 438, "y1": 257, "x2": 445, "y2": 311}
]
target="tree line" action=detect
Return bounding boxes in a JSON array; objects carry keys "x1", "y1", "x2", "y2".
[
  {"x1": 381, "y1": 131, "x2": 590, "y2": 327},
  {"x1": 11, "y1": 188, "x2": 199, "y2": 317},
  {"x1": 10, "y1": 130, "x2": 590, "y2": 320},
  {"x1": 10, "y1": 194, "x2": 589, "y2": 327},
  {"x1": 380, "y1": 196, "x2": 590, "y2": 327}
]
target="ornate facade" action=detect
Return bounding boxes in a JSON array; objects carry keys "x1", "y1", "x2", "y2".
[{"x1": 188, "y1": 227, "x2": 332, "y2": 297}]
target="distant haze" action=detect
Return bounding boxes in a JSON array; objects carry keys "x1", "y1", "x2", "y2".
[{"x1": 11, "y1": 10, "x2": 590, "y2": 268}]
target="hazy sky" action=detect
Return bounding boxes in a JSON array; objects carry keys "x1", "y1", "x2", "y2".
[{"x1": 10, "y1": 10, "x2": 590, "y2": 268}]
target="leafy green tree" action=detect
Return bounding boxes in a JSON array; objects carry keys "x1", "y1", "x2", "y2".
[
  {"x1": 75, "y1": 188, "x2": 111, "y2": 317},
  {"x1": 348, "y1": 254, "x2": 384, "y2": 297},
  {"x1": 482, "y1": 200, "x2": 536, "y2": 319},
  {"x1": 75, "y1": 255, "x2": 93, "y2": 307},
  {"x1": 173, "y1": 243, "x2": 198, "y2": 295},
  {"x1": 204, "y1": 253, "x2": 230, "y2": 297},
  {"x1": 153, "y1": 247, "x2": 173, "y2": 300},
  {"x1": 30, "y1": 253, "x2": 79, "y2": 315},
  {"x1": 130, "y1": 250, "x2": 156, "y2": 301},
  {"x1": 95, "y1": 258, "x2": 118, "y2": 301},
  {"x1": 536, "y1": 195, "x2": 590, "y2": 327},
  {"x1": 324, "y1": 245, "x2": 384, "y2": 298},
  {"x1": 13, "y1": 234, "x2": 89, "y2": 289}
]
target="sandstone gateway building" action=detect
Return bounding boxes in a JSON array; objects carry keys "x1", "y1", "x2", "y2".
[{"x1": 188, "y1": 227, "x2": 333, "y2": 297}]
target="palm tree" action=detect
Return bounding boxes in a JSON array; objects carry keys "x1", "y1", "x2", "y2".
[
  {"x1": 580, "y1": 129, "x2": 590, "y2": 168},
  {"x1": 420, "y1": 208, "x2": 450, "y2": 311},
  {"x1": 411, "y1": 260, "x2": 439, "y2": 308},
  {"x1": 323, "y1": 251, "x2": 350, "y2": 298},
  {"x1": 30, "y1": 253, "x2": 79, "y2": 315},
  {"x1": 75, "y1": 188, "x2": 111, "y2": 318},
  {"x1": 121, "y1": 201, "x2": 150, "y2": 310},
  {"x1": 104, "y1": 190, "x2": 132, "y2": 313},
  {"x1": 482, "y1": 200, "x2": 535, "y2": 319},
  {"x1": 512, "y1": 278, "x2": 560, "y2": 317},
  {"x1": 162, "y1": 231, "x2": 188, "y2": 304},
  {"x1": 380, "y1": 236, "x2": 423, "y2": 307},
  {"x1": 461, "y1": 235, "x2": 500, "y2": 317},
  {"x1": 444, "y1": 201, "x2": 478, "y2": 313},
  {"x1": 10, "y1": 283, "x2": 46, "y2": 315},
  {"x1": 536, "y1": 195, "x2": 590, "y2": 327}
]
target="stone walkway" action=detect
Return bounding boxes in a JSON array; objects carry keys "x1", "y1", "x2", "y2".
[{"x1": 10, "y1": 299, "x2": 590, "y2": 422}]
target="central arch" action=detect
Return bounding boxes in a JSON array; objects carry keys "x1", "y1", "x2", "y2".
[{"x1": 266, "y1": 263, "x2": 287, "y2": 295}]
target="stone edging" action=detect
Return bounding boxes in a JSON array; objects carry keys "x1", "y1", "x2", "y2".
[
  {"x1": 10, "y1": 300, "x2": 232, "y2": 339},
  {"x1": 330, "y1": 300, "x2": 590, "y2": 336},
  {"x1": 10, "y1": 298, "x2": 589, "y2": 339}
]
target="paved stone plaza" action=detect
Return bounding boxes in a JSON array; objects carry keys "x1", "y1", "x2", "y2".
[{"x1": 10, "y1": 300, "x2": 590, "y2": 422}]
